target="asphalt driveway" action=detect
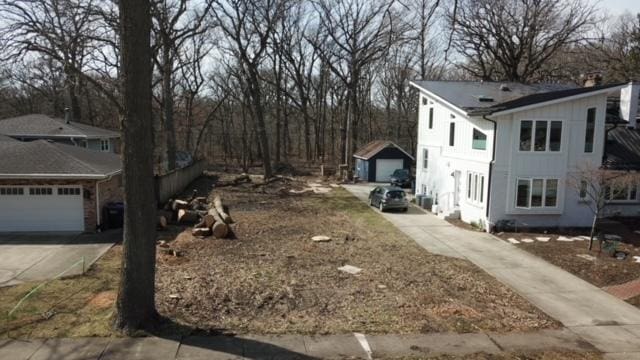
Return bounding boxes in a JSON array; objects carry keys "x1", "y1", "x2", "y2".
[{"x1": 0, "y1": 230, "x2": 119, "y2": 287}]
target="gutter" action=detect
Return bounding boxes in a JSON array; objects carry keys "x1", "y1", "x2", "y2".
[
  {"x1": 483, "y1": 115, "x2": 498, "y2": 232},
  {"x1": 0, "y1": 170, "x2": 122, "y2": 180}
]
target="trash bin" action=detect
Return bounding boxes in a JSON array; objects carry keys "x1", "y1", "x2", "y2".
[
  {"x1": 103, "y1": 202, "x2": 125, "y2": 230},
  {"x1": 422, "y1": 196, "x2": 433, "y2": 210},
  {"x1": 415, "y1": 194, "x2": 424, "y2": 206}
]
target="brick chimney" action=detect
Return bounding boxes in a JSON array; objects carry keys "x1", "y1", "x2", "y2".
[
  {"x1": 583, "y1": 73, "x2": 602, "y2": 87},
  {"x1": 620, "y1": 82, "x2": 640, "y2": 128}
]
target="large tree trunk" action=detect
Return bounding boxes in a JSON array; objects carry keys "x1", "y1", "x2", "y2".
[
  {"x1": 115, "y1": 0, "x2": 158, "y2": 333},
  {"x1": 248, "y1": 71, "x2": 272, "y2": 179}
]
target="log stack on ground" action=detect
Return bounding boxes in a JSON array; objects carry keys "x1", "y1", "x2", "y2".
[{"x1": 166, "y1": 192, "x2": 233, "y2": 239}]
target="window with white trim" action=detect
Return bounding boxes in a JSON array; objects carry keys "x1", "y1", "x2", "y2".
[
  {"x1": 466, "y1": 172, "x2": 485, "y2": 204},
  {"x1": 422, "y1": 149, "x2": 428, "y2": 169},
  {"x1": 0, "y1": 187, "x2": 24, "y2": 195},
  {"x1": 584, "y1": 108, "x2": 596, "y2": 153},
  {"x1": 422, "y1": 96, "x2": 428, "y2": 106},
  {"x1": 472, "y1": 129, "x2": 487, "y2": 150},
  {"x1": 100, "y1": 139, "x2": 110, "y2": 152},
  {"x1": 428, "y1": 107, "x2": 434, "y2": 129},
  {"x1": 519, "y1": 120, "x2": 562, "y2": 152},
  {"x1": 516, "y1": 178, "x2": 558, "y2": 208},
  {"x1": 29, "y1": 187, "x2": 53, "y2": 195},
  {"x1": 603, "y1": 184, "x2": 638, "y2": 202},
  {"x1": 449, "y1": 122, "x2": 455, "y2": 146}
]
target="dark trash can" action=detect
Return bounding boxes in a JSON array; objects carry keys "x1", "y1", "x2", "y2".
[{"x1": 103, "y1": 202, "x2": 125, "y2": 230}]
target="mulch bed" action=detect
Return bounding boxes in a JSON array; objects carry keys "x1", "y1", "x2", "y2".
[{"x1": 155, "y1": 174, "x2": 558, "y2": 335}]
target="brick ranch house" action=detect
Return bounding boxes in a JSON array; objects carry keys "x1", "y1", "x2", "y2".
[{"x1": 0, "y1": 137, "x2": 122, "y2": 232}]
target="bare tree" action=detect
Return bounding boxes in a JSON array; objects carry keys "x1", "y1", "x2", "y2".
[
  {"x1": 567, "y1": 163, "x2": 640, "y2": 251},
  {"x1": 449, "y1": 0, "x2": 597, "y2": 82},
  {"x1": 310, "y1": 0, "x2": 410, "y2": 168},
  {"x1": 211, "y1": 0, "x2": 291, "y2": 178},
  {"x1": 151, "y1": 0, "x2": 212, "y2": 171},
  {"x1": 115, "y1": 0, "x2": 158, "y2": 332}
]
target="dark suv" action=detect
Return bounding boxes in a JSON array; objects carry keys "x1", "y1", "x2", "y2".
[
  {"x1": 368, "y1": 186, "x2": 409, "y2": 212},
  {"x1": 389, "y1": 169, "x2": 412, "y2": 188}
]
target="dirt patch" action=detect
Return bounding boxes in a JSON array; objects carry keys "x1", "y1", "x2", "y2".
[
  {"x1": 393, "y1": 351, "x2": 602, "y2": 359},
  {"x1": 87, "y1": 291, "x2": 116, "y2": 309},
  {"x1": 495, "y1": 228, "x2": 640, "y2": 309},
  {"x1": 156, "y1": 178, "x2": 558, "y2": 335}
]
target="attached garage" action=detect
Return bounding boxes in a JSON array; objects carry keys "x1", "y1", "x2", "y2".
[
  {"x1": 354, "y1": 140, "x2": 414, "y2": 182},
  {"x1": 0, "y1": 186, "x2": 84, "y2": 232},
  {"x1": 0, "y1": 139, "x2": 122, "y2": 233}
]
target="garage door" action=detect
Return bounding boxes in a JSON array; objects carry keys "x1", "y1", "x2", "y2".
[
  {"x1": 0, "y1": 186, "x2": 84, "y2": 232},
  {"x1": 375, "y1": 159, "x2": 404, "y2": 182}
]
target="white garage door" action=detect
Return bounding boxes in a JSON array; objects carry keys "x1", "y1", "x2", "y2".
[
  {"x1": 375, "y1": 159, "x2": 404, "y2": 182},
  {"x1": 0, "y1": 186, "x2": 84, "y2": 232}
]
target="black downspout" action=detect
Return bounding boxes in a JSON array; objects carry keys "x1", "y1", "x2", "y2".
[{"x1": 483, "y1": 115, "x2": 498, "y2": 232}]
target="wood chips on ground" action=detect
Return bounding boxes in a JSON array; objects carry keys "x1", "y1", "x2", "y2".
[{"x1": 155, "y1": 175, "x2": 558, "y2": 335}]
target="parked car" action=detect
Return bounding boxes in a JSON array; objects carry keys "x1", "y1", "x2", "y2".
[
  {"x1": 368, "y1": 186, "x2": 409, "y2": 212},
  {"x1": 389, "y1": 168, "x2": 413, "y2": 188}
]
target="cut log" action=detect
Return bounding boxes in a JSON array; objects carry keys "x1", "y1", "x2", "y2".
[
  {"x1": 194, "y1": 214, "x2": 215, "y2": 229},
  {"x1": 172, "y1": 199, "x2": 189, "y2": 211},
  {"x1": 213, "y1": 196, "x2": 233, "y2": 224},
  {"x1": 211, "y1": 221, "x2": 229, "y2": 238},
  {"x1": 178, "y1": 209, "x2": 200, "y2": 224},
  {"x1": 192, "y1": 227, "x2": 212, "y2": 237},
  {"x1": 215, "y1": 173, "x2": 251, "y2": 187},
  {"x1": 157, "y1": 215, "x2": 168, "y2": 230}
]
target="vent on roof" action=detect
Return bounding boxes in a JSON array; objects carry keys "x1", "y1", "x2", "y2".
[
  {"x1": 476, "y1": 95, "x2": 494, "y2": 102},
  {"x1": 500, "y1": 84, "x2": 511, "y2": 92}
]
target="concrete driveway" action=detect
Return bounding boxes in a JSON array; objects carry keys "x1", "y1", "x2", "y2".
[{"x1": 0, "y1": 230, "x2": 119, "y2": 287}]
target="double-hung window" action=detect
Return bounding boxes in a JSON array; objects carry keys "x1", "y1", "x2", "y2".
[
  {"x1": 516, "y1": 178, "x2": 559, "y2": 208},
  {"x1": 467, "y1": 172, "x2": 485, "y2": 204},
  {"x1": 472, "y1": 129, "x2": 487, "y2": 150},
  {"x1": 519, "y1": 120, "x2": 562, "y2": 152}
]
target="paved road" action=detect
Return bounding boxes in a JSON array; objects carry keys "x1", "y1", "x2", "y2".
[
  {"x1": 343, "y1": 184, "x2": 640, "y2": 359},
  {"x1": 0, "y1": 329, "x2": 598, "y2": 360},
  {"x1": 0, "y1": 230, "x2": 119, "y2": 287}
]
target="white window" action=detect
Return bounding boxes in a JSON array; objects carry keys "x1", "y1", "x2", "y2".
[
  {"x1": 0, "y1": 187, "x2": 24, "y2": 195},
  {"x1": 604, "y1": 184, "x2": 638, "y2": 202},
  {"x1": 423, "y1": 149, "x2": 428, "y2": 169},
  {"x1": 516, "y1": 178, "x2": 559, "y2": 208},
  {"x1": 466, "y1": 172, "x2": 485, "y2": 204},
  {"x1": 422, "y1": 96, "x2": 428, "y2": 106},
  {"x1": 519, "y1": 120, "x2": 562, "y2": 152},
  {"x1": 100, "y1": 139, "x2": 110, "y2": 152},
  {"x1": 428, "y1": 107, "x2": 434, "y2": 129},
  {"x1": 472, "y1": 129, "x2": 487, "y2": 150}
]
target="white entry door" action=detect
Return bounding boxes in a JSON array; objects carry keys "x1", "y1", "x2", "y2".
[
  {"x1": 0, "y1": 186, "x2": 84, "y2": 232},
  {"x1": 375, "y1": 159, "x2": 403, "y2": 182}
]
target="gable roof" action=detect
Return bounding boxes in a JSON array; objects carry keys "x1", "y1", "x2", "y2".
[
  {"x1": 603, "y1": 126, "x2": 640, "y2": 171},
  {"x1": 0, "y1": 114, "x2": 119, "y2": 139},
  {"x1": 410, "y1": 80, "x2": 624, "y2": 116},
  {"x1": 0, "y1": 140, "x2": 121, "y2": 179},
  {"x1": 353, "y1": 140, "x2": 415, "y2": 160}
]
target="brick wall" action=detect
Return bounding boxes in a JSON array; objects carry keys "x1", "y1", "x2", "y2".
[{"x1": 0, "y1": 176, "x2": 122, "y2": 232}]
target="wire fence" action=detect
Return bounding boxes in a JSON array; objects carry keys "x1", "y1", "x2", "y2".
[{"x1": 7, "y1": 257, "x2": 86, "y2": 318}]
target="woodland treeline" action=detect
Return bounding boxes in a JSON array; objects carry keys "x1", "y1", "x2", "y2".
[{"x1": 0, "y1": 0, "x2": 639, "y2": 177}]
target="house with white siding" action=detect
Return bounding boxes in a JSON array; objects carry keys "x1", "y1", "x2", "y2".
[{"x1": 410, "y1": 80, "x2": 640, "y2": 231}]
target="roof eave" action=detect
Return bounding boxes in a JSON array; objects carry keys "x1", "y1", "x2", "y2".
[
  {"x1": 0, "y1": 169, "x2": 122, "y2": 180},
  {"x1": 409, "y1": 81, "x2": 473, "y2": 116},
  {"x1": 488, "y1": 85, "x2": 625, "y2": 117}
]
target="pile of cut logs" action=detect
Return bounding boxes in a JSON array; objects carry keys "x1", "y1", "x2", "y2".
[{"x1": 162, "y1": 193, "x2": 233, "y2": 238}]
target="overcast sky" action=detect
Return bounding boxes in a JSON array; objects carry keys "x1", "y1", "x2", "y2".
[{"x1": 596, "y1": 0, "x2": 640, "y2": 15}]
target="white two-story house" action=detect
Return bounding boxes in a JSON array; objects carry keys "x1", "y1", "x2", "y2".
[{"x1": 410, "y1": 80, "x2": 640, "y2": 231}]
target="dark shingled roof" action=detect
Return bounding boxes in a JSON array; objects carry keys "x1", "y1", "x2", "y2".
[
  {"x1": 0, "y1": 134, "x2": 17, "y2": 142},
  {"x1": 0, "y1": 114, "x2": 119, "y2": 139},
  {"x1": 411, "y1": 81, "x2": 624, "y2": 116},
  {"x1": 604, "y1": 126, "x2": 640, "y2": 170},
  {"x1": 0, "y1": 140, "x2": 121, "y2": 178},
  {"x1": 353, "y1": 140, "x2": 414, "y2": 160}
]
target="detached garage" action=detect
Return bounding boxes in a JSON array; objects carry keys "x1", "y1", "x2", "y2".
[
  {"x1": 354, "y1": 140, "x2": 414, "y2": 182},
  {"x1": 0, "y1": 139, "x2": 122, "y2": 232}
]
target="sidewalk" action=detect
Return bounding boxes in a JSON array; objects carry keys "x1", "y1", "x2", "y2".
[
  {"x1": 0, "y1": 329, "x2": 597, "y2": 360},
  {"x1": 343, "y1": 184, "x2": 640, "y2": 359}
]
